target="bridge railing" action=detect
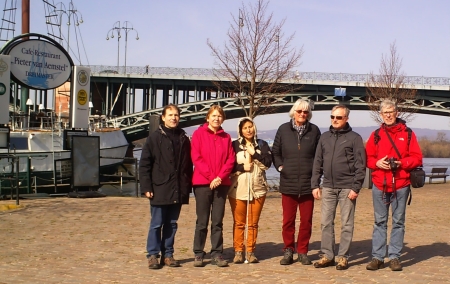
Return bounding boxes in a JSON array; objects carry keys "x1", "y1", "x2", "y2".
[{"x1": 87, "y1": 65, "x2": 450, "y2": 86}]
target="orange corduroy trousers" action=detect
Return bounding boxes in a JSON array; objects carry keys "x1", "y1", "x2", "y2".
[{"x1": 228, "y1": 196, "x2": 266, "y2": 253}]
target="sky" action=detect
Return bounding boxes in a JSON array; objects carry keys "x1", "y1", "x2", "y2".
[{"x1": 7, "y1": 0, "x2": 450, "y2": 130}]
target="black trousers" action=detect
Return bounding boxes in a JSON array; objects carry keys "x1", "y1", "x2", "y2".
[{"x1": 193, "y1": 185, "x2": 228, "y2": 258}]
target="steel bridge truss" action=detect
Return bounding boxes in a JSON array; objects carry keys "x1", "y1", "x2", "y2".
[{"x1": 108, "y1": 92, "x2": 450, "y2": 142}]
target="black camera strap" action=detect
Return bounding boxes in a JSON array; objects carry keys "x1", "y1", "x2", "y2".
[{"x1": 384, "y1": 128, "x2": 412, "y2": 205}]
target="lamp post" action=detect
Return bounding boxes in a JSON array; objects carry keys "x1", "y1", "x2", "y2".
[
  {"x1": 26, "y1": 98, "x2": 33, "y2": 129},
  {"x1": 106, "y1": 21, "x2": 139, "y2": 74},
  {"x1": 46, "y1": 1, "x2": 84, "y2": 51}
]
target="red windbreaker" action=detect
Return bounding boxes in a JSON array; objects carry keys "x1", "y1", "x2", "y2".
[
  {"x1": 366, "y1": 121, "x2": 423, "y2": 192},
  {"x1": 191, "y1": 123, "x2": 235, "y2": 186}
]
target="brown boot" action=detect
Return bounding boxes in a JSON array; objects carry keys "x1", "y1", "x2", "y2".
[
  {"x1": 313, "y1": 255, "x2": 335, "y2": 268},
  {"x1": 233, "y1": 251, "x2": 244, "y2": 264},
  {"x1": 163, "y1": 256, "x2": 181, "y2": 267},
  {"x1": 246, "y1": 252, "x2": 259, "y2": 263},
  {"x1": 147, "y1": 255, "x2": 161, "y2": 269},
  {"x1": 335, "y1": 257, "x2": 348, "y2": 270},
  {"x1": 389, "y1": 258, "x2": 402, "y2": 271},
  {"x1": 366, "y1": 258, "x2": 384, "y2": 270}
]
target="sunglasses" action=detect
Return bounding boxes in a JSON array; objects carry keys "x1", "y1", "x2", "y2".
[
  {"x1": 330, "y1": 115, "x2": 346, "y2": 120},
  {"x1": 295, "y1": 110, "x2": 310, "y2": 115}
]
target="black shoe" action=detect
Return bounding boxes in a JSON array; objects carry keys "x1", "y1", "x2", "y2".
[
  {"x1": 280, "y1": 248, "x2": 294, "y2": 265},
  {"x1": 211, "y1": 255, "x2": 228, "y2": 267},
  {"x1": 389, "y1": 258, "x2": 402, "y2": 271},
  {"x1": 147, "y1": 255, "x2": 162, "y2": 269},
  {"x1": 193, "y1": 255, "x2": 204, "y2": 267},
  {"x1": 366, "y1": 258, "x2": 384, "y2": 270},
  {"x1": 297, "y1": 253, "x2": 312, "y2": 265},
  {"x1": 313, "y1": 255, "x2": 335, "y2": 268}
]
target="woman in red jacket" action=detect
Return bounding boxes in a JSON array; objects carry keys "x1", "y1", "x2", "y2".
[{"x1": 191, "y1": 105, "x2": 235, "y2": 268}]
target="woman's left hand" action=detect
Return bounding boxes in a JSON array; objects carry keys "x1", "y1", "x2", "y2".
[{"x1": 246, "y1": 144, "x2": 255, "y2": 156}]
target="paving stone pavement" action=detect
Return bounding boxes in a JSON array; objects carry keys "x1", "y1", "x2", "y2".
[{"x1": 1, "y1": 183, "x2": 450, "y2": 283}]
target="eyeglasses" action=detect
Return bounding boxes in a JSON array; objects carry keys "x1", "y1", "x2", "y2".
[
  {"x1": 381, "y1": 111, "x2": 396, "y2": 116},
  {"x1": 330, "y1": 115, "x2": 346, "y2": 120},
  {"x1": 295, "y1": 110, "x2": 309, "y2": 115}
]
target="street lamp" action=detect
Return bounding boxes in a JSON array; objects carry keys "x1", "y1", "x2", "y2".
[
  {"x1": 106, "y1": 21, "x2": 139, "y2": 74},
  {"x1": 26, "y1": 98, "x2": 33, "y2": 129},
  {"x1": 46, "y1": 1, "x2": 84, "y2": 51}
]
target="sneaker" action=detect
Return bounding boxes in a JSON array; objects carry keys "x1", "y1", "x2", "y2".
[
  {"x1": 313, "y1": 255, "x2": 335, "y2": 268},
  {"x1": 233, "y1": 251, "x2": 244, "y2": 264},
  {"x1": 246, "y1": 252, "x2": 259, "y2": 264},
  {"x1": 211, "y1": 255, "x2": 228, "y2": 267},
  {"x1": 335, "y1": 256, "x2": 348, "y2": 270},
  {"x1": 389, "y1": 258, "x2": 402, "y2": 271},
  {"x1": 280, "y1": 248, "x2": 294, "y2": 265},
  {"x1": 297, "y1": 253, "x2": 312, "y2": 265},
  {"x1": 366, "y1": 258, "x2": 384, "y2": 270},
  {"x1": 193, "y1": 255, "x2": 204, "y2": 267},
  {"x1": 164, "y1": 256, "x2": 181, "y2": 267},
  {"x1": 147, "y1": 255, "x2": 161, "y2": 269}
]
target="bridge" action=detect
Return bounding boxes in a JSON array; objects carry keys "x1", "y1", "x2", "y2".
[{"x1": 87, "y1": 65, "x2": 450, "y2": 142}]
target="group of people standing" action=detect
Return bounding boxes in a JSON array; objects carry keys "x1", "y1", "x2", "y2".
[{"x1": 139, "y1": 98, "x2": 422, "y2": 271}]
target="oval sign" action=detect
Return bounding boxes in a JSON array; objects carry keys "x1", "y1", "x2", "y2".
[{"x1": 7, "y1": 39, "x2": 72, "y2": 90}]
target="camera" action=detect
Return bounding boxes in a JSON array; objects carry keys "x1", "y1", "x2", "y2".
[{"x1": 388, "y1": 157, "x2": 398, "y2": 171}]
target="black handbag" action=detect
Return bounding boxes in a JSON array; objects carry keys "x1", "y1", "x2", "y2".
[{"x1": 384, "y1": 129, "x2": 425, "y2": 189}]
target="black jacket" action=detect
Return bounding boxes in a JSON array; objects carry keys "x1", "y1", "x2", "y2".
[
  {"x1": 139, "y1": 125, "x2": 193, "y2": 205},
  {"x1": 272, "y1": 120, "x2": 321, "y2": 195},
  {"x1": 311, "y1": 123, "x2": 366, "y2": 193}
]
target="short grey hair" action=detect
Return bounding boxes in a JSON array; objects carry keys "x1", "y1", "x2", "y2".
[
  {"x1": 331, "y1": 104, "x2": 350, "y2": 117},
  {"x1": 379, "y1": 99, "x2": 397, "y2": 112},
  {"x1": 289, "y1": 99, "x2": 312, "y2": 120}
]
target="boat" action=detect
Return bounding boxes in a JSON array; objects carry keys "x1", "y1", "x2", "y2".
[{"x1": 0, "y1": 1, "x2": 129, "y2": 196}]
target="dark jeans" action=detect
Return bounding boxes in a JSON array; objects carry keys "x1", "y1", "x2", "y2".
[
  {"x1": 193, "y1": 185, "x2": 228, "y2": 258},
  {"x1": 146, "y1": 202, "x2": 182, "y2": 258}
]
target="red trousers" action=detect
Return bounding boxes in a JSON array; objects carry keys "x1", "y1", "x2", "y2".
[
  {"x1": 228, "y1": 196, "x2": 266, "y2": 253},
  {"x1": 281, "y1": 193, "x2": 314, "y2": 254}
]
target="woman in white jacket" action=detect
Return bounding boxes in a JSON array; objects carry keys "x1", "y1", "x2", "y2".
[{"x1": 228, "y1": 117, "x2": 272, "y2": 264}]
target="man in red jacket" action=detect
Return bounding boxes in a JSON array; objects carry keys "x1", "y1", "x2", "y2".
[{"x1": 365, "y1": 99, "x2": 423, "y2": 271}]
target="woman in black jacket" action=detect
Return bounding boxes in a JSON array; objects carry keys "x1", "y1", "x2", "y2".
[
  {"x1": 139, "y1": 104, "x2": 193, "y2": 270},
  {"x1": 272, "y1": 99, "x2": 321, "y2": 266}
]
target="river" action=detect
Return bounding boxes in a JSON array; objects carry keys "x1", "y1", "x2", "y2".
[{"x1": 132, "y1": 149, "x2": 449, "y2": 185}]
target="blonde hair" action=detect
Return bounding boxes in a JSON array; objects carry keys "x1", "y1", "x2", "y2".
[{"x1": 206, "y1": 105, "x2": 226, "y2": 120}]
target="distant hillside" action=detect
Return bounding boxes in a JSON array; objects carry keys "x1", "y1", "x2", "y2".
[{"x1": 218, "y1": 127, "x2": 450, "y2": 142}]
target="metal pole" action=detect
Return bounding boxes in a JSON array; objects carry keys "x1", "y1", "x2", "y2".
[
  {"x1": 124, "y1": 30, "x2": 128, "y2": 74},
  {"x1": 15, "y1": 158, "x2": 19, "y2": 205},
  {"x1": 134, "y1": 157, "x2": 139, "y2": 197},
  {"x1": 117, "y1": 34, "x2": 120, "y2": 73}
]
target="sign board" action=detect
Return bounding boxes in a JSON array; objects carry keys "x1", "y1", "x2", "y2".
[
  {"x1": 7, "y1": 39, "x2": 71, "y2": 90},
  {"x1": 72, "y1": 136, "x2": 100, "y2": 187},
  {"x1": 0, "y1": 126, "x2": 10, "y2": 149},
  {"x1": 335, "y1": 88, "x2": 346, "y2": 97},
  {"x1": 0, "y1": 55, "x2": 10, "y2": 124},
  {"x1": 63, "y1": 129, "x2": 88, "y2": 150},
  {"x1": 71, "y1": 66, "x2": 91, "y2": 129}
]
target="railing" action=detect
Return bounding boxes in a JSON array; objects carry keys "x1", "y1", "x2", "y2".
[{"x1": 86, "y1": 65, "x2": 450, "y2": 86}]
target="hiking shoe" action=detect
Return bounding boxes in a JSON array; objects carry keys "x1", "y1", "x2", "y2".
[
  {"x1": 233, "y1": 251, "x2": 244, "y2": 264},
  {"x1": 389, "y1": 258, "x2": 402, "y2": 271},
  {"x1": 246, "y1": 252, "x2": 259, "y2": 264},
  {"x1": 164, "y1": 256, "x2": 181, "y2": 267},
  {"x1": 366, "y1": 258, "x2": 384, "y2": 270},
  {"x1": 280, "y1": 248, "x2": 294, "y2": 265},
  {"x1": 211, "y1": 255, "x2": 228, "y2": 267},
  {"x1": 313, "y1": 255, "x2": 335, "y2": 268},
  {"x1": 147, "y1": 255, "x2": 161, "y2": 269},
  {"x1": 335, "y1": 256, "x2": 348, "y2": 270},
  {"x1": 297, "y1": 253, "x2": 312, "y2": 265},
  {"x1": 193, "y1": 255, "x2": 204, "y2": 267}
]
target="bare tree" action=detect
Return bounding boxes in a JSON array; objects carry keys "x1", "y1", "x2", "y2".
[
  {"x1": 207, "y1": 0, "x2": 303, "y2": 119},
  {"x1": 366, "y1": 42, "x2": 419, "y2": 124}
]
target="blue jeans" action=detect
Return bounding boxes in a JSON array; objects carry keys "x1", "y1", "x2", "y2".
[
  {"x1": 146, "y1": 202, "x2": 182, "y2": 258},
  {"x1": 320, "y1": 187, "x2": 356, "y2": 260},
  {"x1": 371, "y1": 185, "x2": 410, "y2": 261}
]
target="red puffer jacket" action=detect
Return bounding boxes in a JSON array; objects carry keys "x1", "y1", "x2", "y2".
[{"x1": 366, "y1": 120, "x2": 423, "y2": 192}]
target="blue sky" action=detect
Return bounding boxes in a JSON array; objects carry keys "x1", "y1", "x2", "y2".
[{"x1": 15, "y1": 0, "x2": 450, "y2": 130}]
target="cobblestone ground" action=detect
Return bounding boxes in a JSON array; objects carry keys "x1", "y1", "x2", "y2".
[{"x1": 1, "y1": 183, "x2": 450, "y2": 283}]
